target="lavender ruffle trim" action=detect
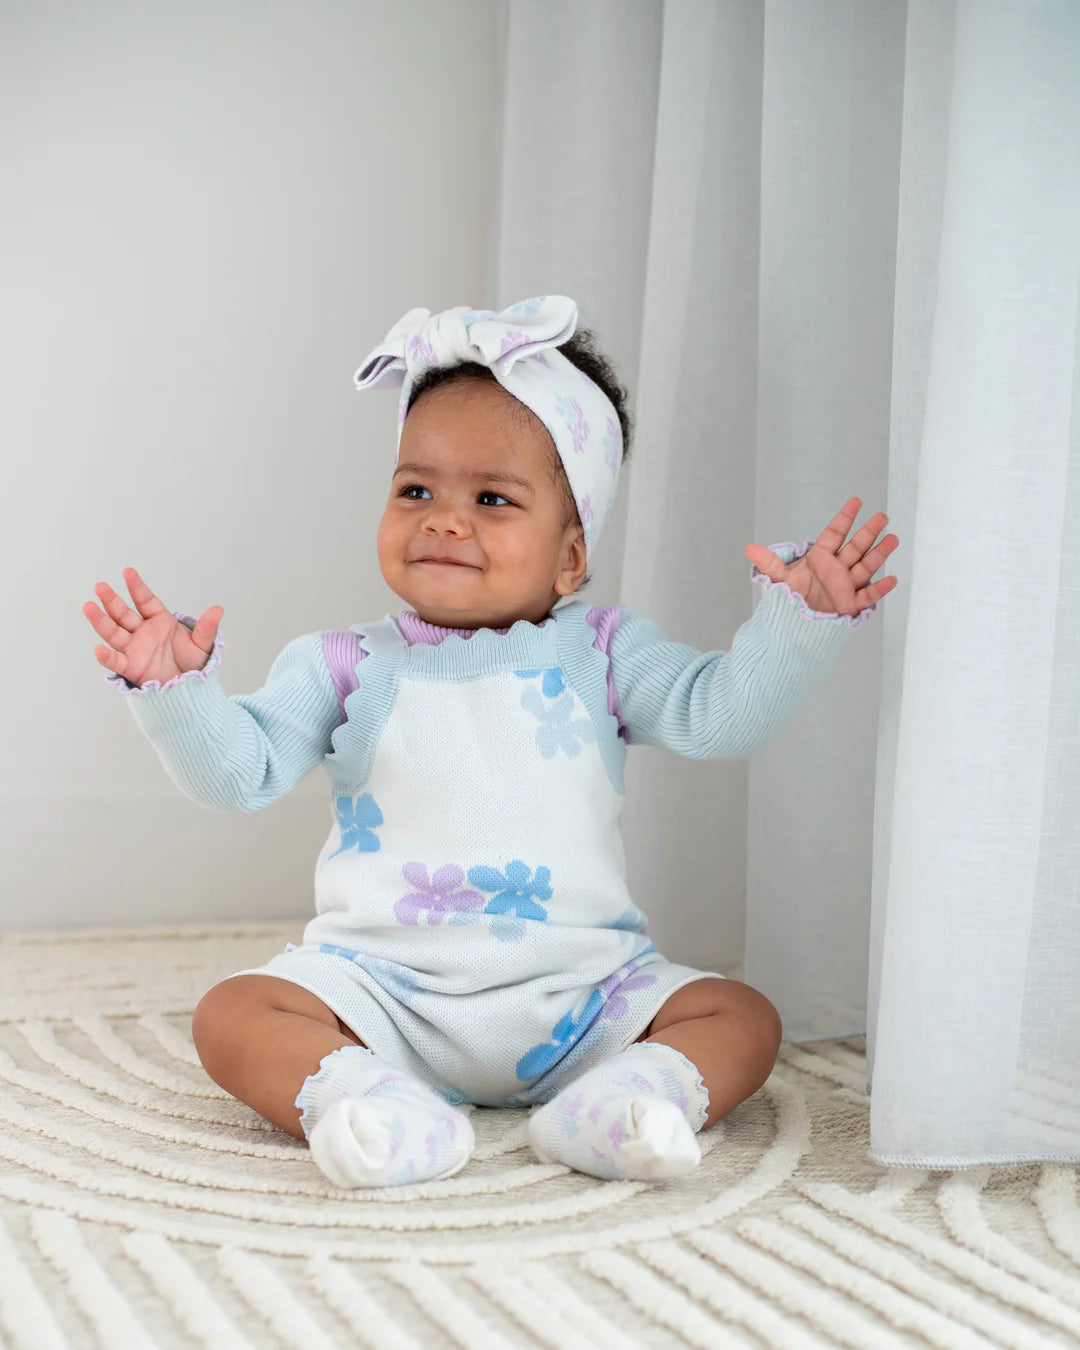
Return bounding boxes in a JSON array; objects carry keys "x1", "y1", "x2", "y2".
[
  {"x1": 104, "y1": 610, "x2": 226, "y2": 694},
  {"x1": 631, "y1": 1039, "x2": 711, "y2": 1133},
  {"x1": 749, "y1": 540, "x2": 878, "y2": 632},
  {"x1": 293, "y1": 1042, "x2": 376, "y2": 1140}
]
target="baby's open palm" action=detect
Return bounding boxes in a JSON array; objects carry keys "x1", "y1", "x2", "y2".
[{"x1": 82, "y1": 566, "x2": 222, "y2": 688}]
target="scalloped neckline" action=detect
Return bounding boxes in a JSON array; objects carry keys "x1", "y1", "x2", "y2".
[{"x1": 394, "y1": 609, "x2": 558, "y2": 646}]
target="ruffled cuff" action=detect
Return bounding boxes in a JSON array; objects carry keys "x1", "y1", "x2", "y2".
[
  {"x1": 104, "y1": 612, "x2": 226, "y2": 695},
  {"x1": 749, "y1": 539, "x2": 878, "y2": 632}
]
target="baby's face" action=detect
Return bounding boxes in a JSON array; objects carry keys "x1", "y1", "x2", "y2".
[{"x1": 377, "y1": 381, "x2": 587, "y2": 629}]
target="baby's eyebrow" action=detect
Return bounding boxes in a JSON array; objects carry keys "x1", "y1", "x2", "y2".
[{"x1": 393, "y1": 461, "x2": 534, "y2": 492}]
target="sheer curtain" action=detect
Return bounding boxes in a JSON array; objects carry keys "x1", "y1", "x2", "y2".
[{"x1": 496, "y1": 0, "x2": 1079, "y2": 1166}]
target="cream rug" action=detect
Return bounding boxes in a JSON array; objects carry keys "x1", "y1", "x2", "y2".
[{"x1": 1, "y1": 922, "x2": 1078, "y2": 1350}]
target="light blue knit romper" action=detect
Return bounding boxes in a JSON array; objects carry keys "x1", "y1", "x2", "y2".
[{"x1": 227, "y1": 599, "x2": 730, "y2": 1108}]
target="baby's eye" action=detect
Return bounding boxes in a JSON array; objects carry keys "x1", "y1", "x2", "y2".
[{"x1": 397, "y1": 484, "x2": 513, "y2": 506}]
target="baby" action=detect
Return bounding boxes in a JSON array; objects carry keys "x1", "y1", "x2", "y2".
[{"x1": 83, "y1": 295, "x2": 898, "y2": 1190}]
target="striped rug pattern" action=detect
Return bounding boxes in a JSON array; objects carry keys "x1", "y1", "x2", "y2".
[{"x1": 1, "y1": 922, "x2": 1078, "y2": 1349}]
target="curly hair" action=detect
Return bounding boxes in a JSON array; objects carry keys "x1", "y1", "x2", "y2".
[{"x1": 403, "y1": 323, "x2": 633, "y2": 587}]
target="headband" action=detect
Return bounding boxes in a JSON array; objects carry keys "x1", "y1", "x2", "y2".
[{"x1": 353, "y1": 295, "x2": 622, "y2": 561}]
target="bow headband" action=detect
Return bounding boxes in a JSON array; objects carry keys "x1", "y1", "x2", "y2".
[{"x1": 353, "y1": 295, "x2": 622, "y2": 562}]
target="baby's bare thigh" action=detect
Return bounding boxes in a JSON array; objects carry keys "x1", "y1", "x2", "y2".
[{"x1": 194, "y1": 974, "x2": 365, "y2": 1047}]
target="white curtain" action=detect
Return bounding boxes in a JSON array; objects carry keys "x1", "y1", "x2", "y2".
[{"x1": 497, "y1": 0, "x2": 1080, "y2": 1167}]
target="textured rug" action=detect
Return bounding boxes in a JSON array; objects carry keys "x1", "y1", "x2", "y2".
[{"x1": 1, "y1": 923, "x2": 1079, "y2": 1349}]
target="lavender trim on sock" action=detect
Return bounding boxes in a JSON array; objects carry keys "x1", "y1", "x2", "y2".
[
  {"x1": 632, "y1": 1040, "x2": 711, "y2": 1132},
  {"x1": 294, "y1": 1043, "x2": 376, "y2": 1140}
]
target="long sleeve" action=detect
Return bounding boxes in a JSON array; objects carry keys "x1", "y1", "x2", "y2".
[
  {"x1": 608, "y1": 541, "x2": 877, "y2": 758},
  {"x1": 106, "y1": 617, "x2": 343, "y2": 811}
]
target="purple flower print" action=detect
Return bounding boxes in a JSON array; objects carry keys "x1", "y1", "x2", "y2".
[
  {"x1": 553, "y1": 393, "x2": 589, "y2": 453},
  {"x1": 599, "y1": 970, "x2": 658, "y2": 1022},
  {"x1": 394, "y1": 862, "x2": 485, "y2": 926},
  {"x1": 595, "y1": 955, "x2": 658, "y2": 1024},
  {"x1": 498, "y1": 329, "x2": 534, "y2": 357},
  {"x1": 608, "y1": 1116, "x2": 629, "y2": 1149},
  {"x1": 406, "y1": 333, "x2": 438, "y2": 370},
  {"x1": 580, "y1": 495, "x2": 594, "y2": 532},
  {"x1": 561, "y1": 1091, "x2": 586, "y2": 1121}
]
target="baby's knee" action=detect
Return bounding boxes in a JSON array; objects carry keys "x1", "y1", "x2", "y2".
[{"x1": 190, "y1": 975, "x2": 270, "y2": 1072}]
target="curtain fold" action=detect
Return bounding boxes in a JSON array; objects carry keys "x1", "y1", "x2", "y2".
[{"x1": 497, "y1": 0, "x2": 1079, "y2": 1166}]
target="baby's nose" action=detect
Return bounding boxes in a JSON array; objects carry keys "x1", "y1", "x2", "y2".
[{"x1": 422, "y1": 504, "x2": 471, "y2": 534}]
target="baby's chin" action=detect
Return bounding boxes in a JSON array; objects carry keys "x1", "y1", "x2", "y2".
[
  {"x1": 385, "y1": 586, "x2": 499, "y2": 630},
  {"x1": 395, "y1": 595, "x2": 545, "y2": 631},
  {"x1": 383, "y1": 569, "x2": 556, "y2": 630}
]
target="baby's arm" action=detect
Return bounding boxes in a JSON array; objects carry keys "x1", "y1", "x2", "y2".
[
  {"x1": 608, "y1": 542, "x2": 875, "y2": 758},
  {"x1": 109, "y1": 618, "x2": 342, "y2": 811}
]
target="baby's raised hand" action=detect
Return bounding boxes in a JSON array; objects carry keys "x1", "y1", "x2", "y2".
[
  {"x1": 744, "y1": 498, "x2": 899, "y2": 618},
  {"x1": 82, "y1": 566, "x2": 223, "y2": 688}
]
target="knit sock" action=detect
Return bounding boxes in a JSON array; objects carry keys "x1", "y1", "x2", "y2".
[
  {"x1": 295, "y1": 1044, "x2": 475, "y2": 1188},
  {"x1": 527, "y1": 1040, "x2": 710, "y2": 1181}
]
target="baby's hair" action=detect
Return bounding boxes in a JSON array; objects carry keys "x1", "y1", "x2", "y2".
[{"x1": 404, "y1": 324, "x2": 634, "y2": 589}]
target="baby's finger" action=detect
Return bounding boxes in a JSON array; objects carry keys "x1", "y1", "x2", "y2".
[
  {"x1": 81, "y1": 598, "x2": 132, "y2": 652},
  {"x1": 857, "y1": 575, "x2": 899, "y2": 608},
  {"x1": 91, "y1": 642, "x2": 127, "y2": 674},
  {"x1": 850, "y1": 534, "x2": 899, "y2": 588},
  {"x1": 813, "y1": 497, "x2": 861, "y2": 554},
  {"x1": 92, "y1": 580, "x2": 141, "y2": 633},
  {"x1": 122, "y1": 566, "x2": 168, "y2": 621},
  {"x1": 188, "y1": 606, "x2": 224, "y2": 655}
]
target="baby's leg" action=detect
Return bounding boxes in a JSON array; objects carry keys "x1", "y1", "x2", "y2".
[
  {"x1": 192, "y1": 975, "x2": 474, "y2": 1187},
  {"x1": 191, "y1": 974, "x2": 367, "y2": 1139}
]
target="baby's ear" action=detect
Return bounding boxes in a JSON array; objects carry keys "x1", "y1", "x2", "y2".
[{"x1": 555, "y1": 528, "x2": 588, "y2": 596}]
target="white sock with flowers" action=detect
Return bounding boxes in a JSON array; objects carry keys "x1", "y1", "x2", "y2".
[
  {"x1": 296, "y1": 1044, "x2": 474, "y2": 1188},
  {"x1": 527, "y1": 1040, "x2": 710, "y2": 1180}
]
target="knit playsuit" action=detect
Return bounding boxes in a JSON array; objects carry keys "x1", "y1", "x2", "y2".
[{"x1": 112, "y1": 542, "x2": 874, "y2": 1108}]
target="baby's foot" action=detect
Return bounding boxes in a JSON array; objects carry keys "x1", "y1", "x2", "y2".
[
  {"x1": 297, "y1": 1045, "x2": 474, "y2": 1188},
  {"x1": 527, "y1": 1041, "x2": 708, "y2": 1181}
]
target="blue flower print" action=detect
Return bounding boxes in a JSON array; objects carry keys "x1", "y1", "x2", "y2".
[
  {"x1": 318, "y1": 946, "x2": 422, "y2": 1005},
  {"x1": 604, "y1": 416, "x2": 620, "y2": 474},
  {"x1": 514, "y1": 666, "x2": 567, "y2": 698},
  {"x1": 514, "y1": 951, "x2": 659, "y2": 1081},
  {"x1": 489, "y1": 914, "x2": 527, "y2": 943},
  {"x1": 467, "y1": 860, "x2": 552, "y2": 922},
  {"x1": 611, "y1": 904, "x2": 648, "y2": 934},
  {"x1": 516, "y1": 989, "x2": 604, "y2": 1080},
  {"x1": 520, "y1": 685, "x2": 596, "y2": 758},
  {"x1": 327, "y1": 793, "x2": 383, "y2": 858}
]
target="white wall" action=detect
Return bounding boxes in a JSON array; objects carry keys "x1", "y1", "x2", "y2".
[{"x1": 2, "y1": 0, "x2": 503, "y2": 929}]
